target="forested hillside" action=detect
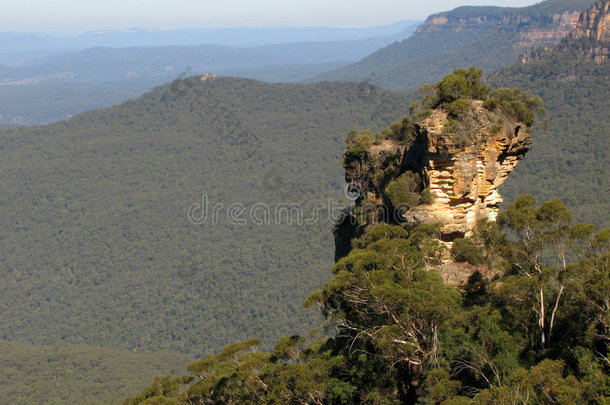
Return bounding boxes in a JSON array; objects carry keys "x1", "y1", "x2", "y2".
[
  {"x1": 496, "y1": 0, "x2": 610, "y2": 227},
  {"x1": 314, "y1": 0, "x2": 595, "y2": 90},
  {"x1": 0, "y1": 76, "x2": 412, "y2": 357},
  {"x1": 0, "y1": 341, "x2": 190, "y2": 404}
]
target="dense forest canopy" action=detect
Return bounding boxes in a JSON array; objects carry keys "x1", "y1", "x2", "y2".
[
  {"x1": 0, "y1": 78, "x2": 416, "y2": 403},
  {"x1": 0, "y1": 78, "x2": 413, "y2": 356}
]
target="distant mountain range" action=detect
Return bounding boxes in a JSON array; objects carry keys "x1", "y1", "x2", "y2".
[
  {"x1": 314, "y1": 0, "x2": 597, "y2": 90},
  {"x1": 0, "y1": 22, "x2": 420, "y2": 125},
  {"x1": 0, "y1": 21, "x2": 420, "y2": 66},
  {"x1": 0, "y1": 32, "x2": 421, "y2": 85}
]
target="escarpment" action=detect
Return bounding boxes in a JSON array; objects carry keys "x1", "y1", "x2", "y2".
[
  {"x1": 420, "y1": 2, "x2": 589, "y2": 53},
  {"x1": 341, "y1": 68, "x2": 541, "y2": 285},
  {"x1": 572, "y1": 0, "x2": 609, "y2": 42},
  {"x1": 521, "y1": 0, "x2": 609, "y2": 64}
]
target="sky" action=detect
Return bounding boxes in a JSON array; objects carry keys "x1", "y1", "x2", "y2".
[{"x1": 2, "y1": 0, "x2": 543, "y2": 32}]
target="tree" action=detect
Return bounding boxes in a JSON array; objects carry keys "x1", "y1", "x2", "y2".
[{"x1": 497, "y1": 195, "x2": 573, "y2": 349}]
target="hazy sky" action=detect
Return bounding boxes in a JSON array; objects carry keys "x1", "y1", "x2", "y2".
[{"x1": 4, "y1": 0, "x2": 543, "y2": 32}]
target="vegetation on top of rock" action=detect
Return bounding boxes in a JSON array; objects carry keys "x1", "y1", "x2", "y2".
[
  {"x1": 430, "y1": 67, "x2": 490, "y2": 106},
  {"x1": 348, "y1": 68, "x2": 532, "y2": 150},
  {"x1": 343, "y1": 68, "x2": 542, "y2": 233},
  {"x1": 483, "y1": 87, "x2": 545, "y2": 127}
]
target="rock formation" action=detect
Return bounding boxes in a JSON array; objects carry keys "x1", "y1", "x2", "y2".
[
  {"x1": 345, "y1": 101, "x2": 530, "y2": 242},
  {"x1": 405, "y1": 101, "x2": 531, "y2": 240},
  {"x1": 342, "y1": 93, "x2": 533, "y2": 285},
  {"x1": 572, "y1": 0, "x2": 609, "y2": 42},
  {"x1": 420, "y1": 4, "x2": 585, "y2": 53},
  {"x1": 521, "y1": 0, "x2": 609, "y2": 64},
  {"x1": 571, "y1": 0, "x2": 610, "y2": 62}
]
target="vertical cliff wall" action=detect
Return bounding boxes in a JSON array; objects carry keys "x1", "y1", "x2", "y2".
[{"x1": 405, "y1": 102, "x2": 531, "y2": 240}]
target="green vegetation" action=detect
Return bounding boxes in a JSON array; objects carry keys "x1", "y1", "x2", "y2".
[
  {"x1": 433, "y1": 67, "x2": 490, "y2": 105},
  {"x1": 384, "y1": 172, "x2": 424, "y2": 212},
  {"x1": 0, "y1": 340, "x2": 190, "y2": 404},
  {"x1": 483, "y1": 88, "x2": 544, "y2": 127},
  {"x1": 451, "y1": 237, "x2": 485, "y2": 265},
  {"x1": 0, "y1": 77, "x2": 413, "y2": 402},
  {"x1": 315, "y1": 0, "x2": 595, "y2": 90},
  {"x1": 125, "y1": 196, "x2": 609, "y2": 404}
]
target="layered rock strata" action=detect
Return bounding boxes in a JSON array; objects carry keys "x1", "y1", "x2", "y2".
[{"x1": 406, "y1": 102, "x2": 531, "y2": 239}]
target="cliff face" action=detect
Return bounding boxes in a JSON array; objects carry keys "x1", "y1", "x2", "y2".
[
  {"x1": 420, "y1": 4, "x2": 585, "y2": 53},
  {"x1": 406, "y1": 102, "x2": 530, "y2": 240},
  {"x1": 521, "y1": 0, "x2": 610, "y2": 63},
  {"x1": 343, "y1": 98, "x2": 532, "y2": 285},
  {"x1": 348, "y1": 103, "x2": 530, "y2": 241},
  {"x1": 571, "y1": 0, "x2": 610, "y2": 61},
  {"x1": 572, "y1": 0, "x2": 610, "y2": 41}
]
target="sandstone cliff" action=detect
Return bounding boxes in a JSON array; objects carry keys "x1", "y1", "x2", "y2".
[
  {"x1": 572, "y1": 0, "x2": 610, "y2": 42},
  {"x1": 342, "y1": 80, "x2": 536, "y2": 285},
  {"x1": 345, "y1": 102, "x2": 530, "y2": 240},
  {"x1": 419, "y1": 2, "x2": 590, "y2": 53},
  {"x1": 521, "y1": 0, "x2": 609, "y2": 63},
  {"x1": 406, "y1": 102, "x2": 530, "y2": 240}
]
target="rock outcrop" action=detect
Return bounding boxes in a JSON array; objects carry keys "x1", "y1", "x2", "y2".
[
  {"x1": 571, "y1": 0, "x2": 610, "y2": 62},
  {"x1": 572, "y1": 0, "x2": 610, "y2": 42},
  {"x1": 406, "y1": 102, "x2": 530, "y2": 240},
  {"x1": 345, "y1": 101, "x2": 530, "y2": 242},
  {"x1": 342, "y1": 95, "x2": 532, "y2": 285}
]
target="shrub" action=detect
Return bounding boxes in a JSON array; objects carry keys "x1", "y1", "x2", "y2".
[
  {"x1": 388, "y1": 117, "x2": 417, "y2": 142},
  {"x1": 384, "y1": 171, "x2": 423, "y2": 213},
  {"x1": 483, "y1": 88, "x2": 544, "y2": 127},
  {"x1": 435, "y1": 67, "x2": 490, "y2": 106},
  {"x1": 345, "y1": 130, "x2": 373, "y2": 160},
  {"x1": 436, "y1": 74, "x2": 470, "y2": 104},
  {"x1": 451, "y1": 237, "x2": 485, "y2": 265},
  {"x1": 421, "y1": 188, "x2": 434, "y2": 204},
  {"x1": 447, "y1": 98, "x2": 472, "y2": 118}
]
